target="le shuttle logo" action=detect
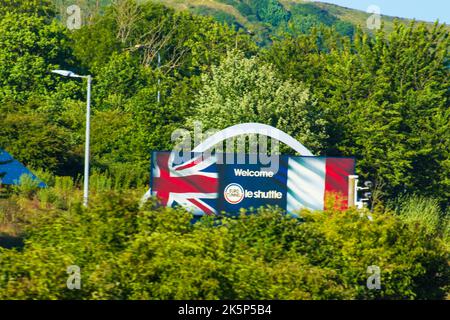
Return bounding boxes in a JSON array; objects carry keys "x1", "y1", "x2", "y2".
[
  {"x1": 224, "y1": 183, "x2": 245, "y2": 205},
  {"x1": 224, "y1": 182, "x2": 283, "y2": 205}
]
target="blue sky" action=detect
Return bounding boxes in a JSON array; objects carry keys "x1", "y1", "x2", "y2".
[{"x1": 315, "y1": 0, "x2": 450, "y2": 24}]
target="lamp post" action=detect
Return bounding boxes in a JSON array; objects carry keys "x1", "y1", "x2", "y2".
[{"x1": 52, "y1": 70, "x2": 92, "y2": 207}]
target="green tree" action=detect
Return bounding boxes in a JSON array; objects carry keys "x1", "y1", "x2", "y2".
[
  {"x1": 0, "y1": 102, "x2": 76, "y2": 174},
  {"x1": 189, "y1": 50, "x2": 327, "y2": 153},
  {"x1": 0, "y1": 12, "x2": 71, "y2": 102},
  {"x1": 287, "y1": 3, "x2": 354, "y2": 37},
  {"x1": 68, "y1": 0, "x2": 258, "y2": 160},
  {"x1": 264, "y1": 23, "x2": 450, "y2": 203},
  {"x1": 0, "y1": 0, "x2": 55, "y2": 17},
  {"x1": 254, "y1": 0, "x2": 289, "y2": 27}
]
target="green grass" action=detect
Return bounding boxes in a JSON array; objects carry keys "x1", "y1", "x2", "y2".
[
  {"x1": 313, "y1": 1, "x2": 446, "y2": 33},
  {"x1": 151, "y1": 0, "x2": 250, "y2": 25}
]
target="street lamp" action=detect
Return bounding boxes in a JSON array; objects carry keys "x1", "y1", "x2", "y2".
[{"x1": 52, "y1": 69, "x2": 92, "y2": 207}]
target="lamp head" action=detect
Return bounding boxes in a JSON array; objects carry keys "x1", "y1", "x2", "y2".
[{"x1": 51, "y1": 69, "x2": 80, "y2": 78}]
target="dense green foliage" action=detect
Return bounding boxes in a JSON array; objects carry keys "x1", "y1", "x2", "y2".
[
  {"x1": 189, "y1": 50, "x2": 327, "y2": 153},
  {"x1": 262, "y1": 24, "x2": 450, "y2": 204},
  {"x1": 287, "y1": 3, "x2": 354, "y2": 37},
  {"x1": 0, "y1": 0, "x2": 257, "y2": 184},
  {"x1": 2, "y1": 0, "x2": 448, "y2": 205},
  {"x1": 0, "y1": 179, "x2": 448, "y2": 299},
  {"x1": 0, "y1": 0, "x2": 449, "y2": 300}
]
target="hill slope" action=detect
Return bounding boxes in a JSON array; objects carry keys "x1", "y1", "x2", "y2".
[{"x1": 52, "y1": 1, "x2": 448, "y2": 44}]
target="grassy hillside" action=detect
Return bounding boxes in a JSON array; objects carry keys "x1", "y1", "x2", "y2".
[
  {"x1": 51, "y1": 0, "x2": 448, "y2": 45},
  {"x1": 149, "y1": 0, "x2": 448, "y2": 43},
  {"x1": 152, "y1": 0, "x2": 355, "y2": 43},
  {"x1": 309, "y1": 1, "x2": 446, "y2": 34}
]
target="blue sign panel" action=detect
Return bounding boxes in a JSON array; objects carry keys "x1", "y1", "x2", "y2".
[
  {"x1": 217, "y1": 156, "x2": 289, "y2": 213},
  {"x1": 0, "y1": 149, "x2": 45, "y2": 187}
]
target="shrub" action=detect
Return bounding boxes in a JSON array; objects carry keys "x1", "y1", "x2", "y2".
[
  {"x1": 13, "y1": 174, "x2": 41, "y2": 199},
  {"x1": 0, "y1": 191, "x2": 448, "y2": 300},
  {"x1": 390, "y1": 195, "x2": 443, "y2": 235}
]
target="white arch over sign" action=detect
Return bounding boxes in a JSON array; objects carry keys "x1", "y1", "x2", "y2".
[
  {"x1": 192, "y1": 123, "x2": 314, "y2": 155},
  {"x1": 141, "y1": 123, "x2": 314, "y2": 204}
]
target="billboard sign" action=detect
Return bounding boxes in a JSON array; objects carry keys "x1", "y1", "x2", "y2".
[
  {"x1": 150, "y1": 151, "x2": 355, "y2": 216},
  {"x1": 0, "y1": 149, "x2": 45, "y2": 187}
]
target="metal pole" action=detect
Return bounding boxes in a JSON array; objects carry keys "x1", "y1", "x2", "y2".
[
  {"x1": 157, "y1": 52, "x2": 161, "y2": 104},
  {"x1": 83, "y1": 75, "x2": 92, "y2": 207},
  {"x1": 348, "y1": 175, "x2": 359, "y2": 208}
]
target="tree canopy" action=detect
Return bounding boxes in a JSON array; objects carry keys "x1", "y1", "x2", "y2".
[{"x1": 0, "y1": 0, "x2": 449, "y2": 301}]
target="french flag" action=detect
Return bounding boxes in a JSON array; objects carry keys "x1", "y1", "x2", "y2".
[{"x1": 287, "y1": 157, "x2": 355, "y2": 212}]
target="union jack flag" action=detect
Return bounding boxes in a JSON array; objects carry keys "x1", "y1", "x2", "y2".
[{"x1": 151, "y1": 152, "x2": 219, "y2": 215}]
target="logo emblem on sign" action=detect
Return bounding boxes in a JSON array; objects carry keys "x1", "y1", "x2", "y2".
[{"x1": 224, "y1": 183, "x2": 245, "y2": 205}]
